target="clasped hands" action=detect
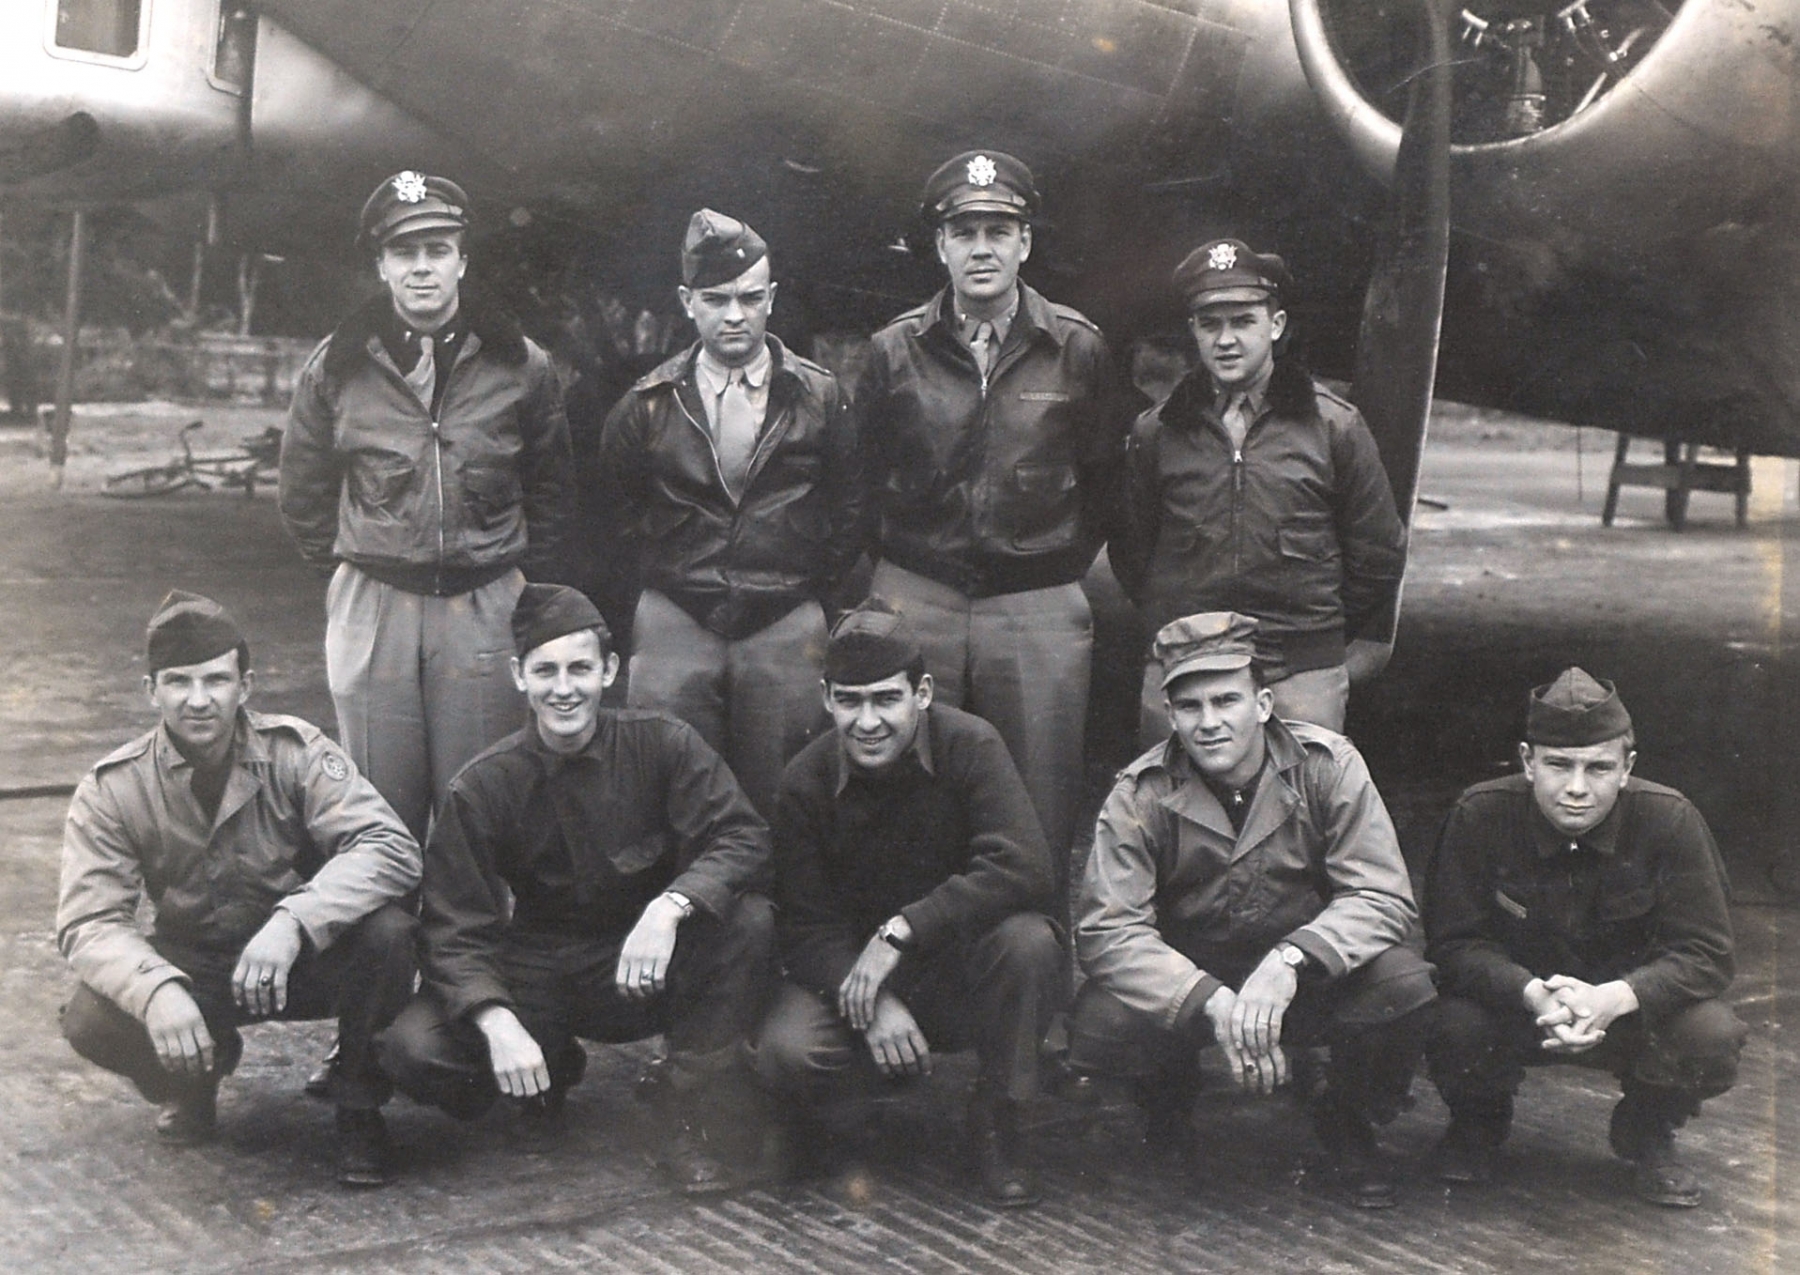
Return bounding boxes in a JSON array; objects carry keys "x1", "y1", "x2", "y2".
[
  {"x1": 1524, "y1": 974, "x2": 1638, "y2": 1054},
  {"x1": 1202, "y1": 948, "x2": 1300, "y2": 1095}
]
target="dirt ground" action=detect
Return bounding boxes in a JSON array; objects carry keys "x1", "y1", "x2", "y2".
[{"x1": 0, "y1": 404, "x2": 1795, "y2": 1272}]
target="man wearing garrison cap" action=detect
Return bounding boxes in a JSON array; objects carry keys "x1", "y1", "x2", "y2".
[
  {"x1": 1112, "y1": 238, "x2": 1405, "y2": 740},
  {"x1": 598, "y1": 208, "x2": 862, "y2": 817},
  {"x1": 56, "y1": 591, "x2": 421, "y2": 1186},
  {"x1": 279, "y1": 170, "x2": 572, "y2": 841},
  {"x1": 752, "y1": 599, "x2": 1062, "y2": 1207},
  {"x1": 1425, "y1": 668, "x2": 1744, "y2": 1206},
  {"x1": 379, "y1": 584, "x2": 774, "y2": 1194},
  {"x1": 1071, "y1": 612, "x2": 1435, "y2": 1209},
  {"x1": 854, "y1": 149, "x2": 1127, "y2": 882}
]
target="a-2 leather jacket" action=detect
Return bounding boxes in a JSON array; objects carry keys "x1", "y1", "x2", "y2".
[
  {"x1": 279, "y1": 295, "x2": 572, "y2": 596},
  {"x1": 599, "y1": 337, "x2": 863, "y2": 640},
  {"x1": 1112, "y1": 357, "x2": 1406, "y2": 674},
  {"x1": 855, "y1": 284, "x2": 1126, "y2": 597}
]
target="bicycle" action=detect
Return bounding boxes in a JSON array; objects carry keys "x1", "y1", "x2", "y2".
[{"x1": 101, "y1": 420, "x2": 283, "y2": 499}]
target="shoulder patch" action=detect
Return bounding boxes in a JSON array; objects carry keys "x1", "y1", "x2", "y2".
[{"x1": 320, "y1": 751, "x2": 349, "y2": 781}]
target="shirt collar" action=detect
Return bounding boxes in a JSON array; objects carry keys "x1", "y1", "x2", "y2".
[
  {"x1": 695, "y1": 340, "x2": 772, "y2": 398},
  {"x1": 1213, "y1": 365, "x2": 1272, "y2": 418},
  {"x1": 833, "y1": 709, "x2": 936, "y2": 795},
  {"x1": 1529, "y1": 789, "x2": 1626, "y2": 858},
  {"x1": 956, "y1": 289, "x2": 1021, "y2": 348},
  {"x1": 156, "y1": 710, "x2": 259, "y2": 774}
]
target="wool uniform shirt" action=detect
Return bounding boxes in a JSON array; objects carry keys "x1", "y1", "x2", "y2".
[
  {"x1": 773, "y1": 703, "x2": 1056, "y2": 993},
  {"x1": 1426, "y1": 774, "x2": 1734, "y2": 1023}
]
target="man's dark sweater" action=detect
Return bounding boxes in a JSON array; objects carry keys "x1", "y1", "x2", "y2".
[{"x1": 773, "y1": 703, "x2": 1056, "y2": 994}]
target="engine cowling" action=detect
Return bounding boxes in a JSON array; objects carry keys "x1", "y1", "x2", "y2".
[{"x1": 1289, "y1": 0, "x2": 1800, "y2": 254}]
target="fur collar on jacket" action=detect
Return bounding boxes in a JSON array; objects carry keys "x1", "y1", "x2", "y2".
[
  {"x1": 321, "y1": 290, "x2": 528, "y2": 382},
  {"x1": 1164, "y1": 351, "x2": 1319, "y2": 427}
]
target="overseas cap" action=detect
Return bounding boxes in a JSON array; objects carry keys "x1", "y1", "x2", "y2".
[
  {"x1": 920, "y1": 150, "x2": 1039, "y2": 225},
  {"x1": 1526, "y1": 667, "x2": 1633, "y2": 746},
  {"x1": 681, "y1": 209, "x2": 768, "y2": 288},
  {"x1": 359, "y1": 171, "x2": 471, "y2": 250},
  {"x1": 824, "y1": 596, "x2": 923, "y2": 686},
  {"x1": 1155, "y1": 611, "x2": 1259, "y2": 690},
  {"x1": 511, "y1": 584, "x2": 610, "y2": 660},
  {"x1": 146, "y1": 589, "x2": 246, "y2": 674},
  {"x1": 1172, "y1": 238, "x2": 1289, "y2": 310}
]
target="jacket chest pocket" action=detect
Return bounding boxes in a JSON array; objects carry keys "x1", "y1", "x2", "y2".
[
  {"x1": 1594, "y1": 883, "x2": 1657, "y2": 941},
  {"x1": 354, "y1": 455, "x2": 416, "y2": 515},
  {"x1": 461, "y1": 460, "x2": 522, "y2": 526},
  {"x1": 1003, "y1": 460, "x2": 1078, "y2": 549},
  {"x1": 607, "y1": 830, "x2": 671, "y2": 877},
  {"x1": 1278, "y1": 515, "x2": 1339, "y2": 564}
]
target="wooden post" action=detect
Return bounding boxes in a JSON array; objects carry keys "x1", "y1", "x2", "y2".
[{"x1": 48, "y1": 209, "x2": 86, "y2": 489}]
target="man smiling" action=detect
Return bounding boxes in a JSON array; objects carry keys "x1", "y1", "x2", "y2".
[
  {"x1": 1071, "y1": 611, "x2": 1435, "y2": 1208},
  {"x1": 753, "y1": 600, "x2": 1062, "y2": 1206},
  {"x1": 378, "y1": 584, "x2": 773, "y2": 1194},
  {"x1": 1425, "y1": 668, "x2": 1744, "y2": 1206}
]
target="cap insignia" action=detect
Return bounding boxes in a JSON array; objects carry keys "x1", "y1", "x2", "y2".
[
  {"x1": 1207, "y1": 243, "x2": 1238, "y2": 271},
  {"x1": 393, "y1": 171, "x2": 428, "y2": 204},
  {"x1": 967, "y1": 154, "x2": 998, "y2": 188}
]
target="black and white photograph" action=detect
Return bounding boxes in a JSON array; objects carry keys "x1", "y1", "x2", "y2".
[{"x1": 1, "y1": 2, "x2": 1796, "y2": 1271}]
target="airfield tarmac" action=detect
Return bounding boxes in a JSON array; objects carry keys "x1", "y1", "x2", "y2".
[{"x1": 0, "y1": 405, "x2": 1796, "y2": 1273}]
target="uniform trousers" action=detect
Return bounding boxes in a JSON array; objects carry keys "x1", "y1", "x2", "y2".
[
  {"x1": 871, "y1": 561, "x2": 1089, "y2": 879},
  {"x1": 1428, "y1": 994, "x2": 1746, "y2": 1127},
  {"x1": 751, "y1": 913, "x2": 1063, "y2": 1108},
  {"x1": 1138, "y1": 661, "x2": 1350, "y2": 748},
  {"x1": 626, "y1": 589, "x2": 828, "y2": 818},
  {"x1": 60, "y1": 904, "x2": 418, "y2": 1110},
  {"x1": 325, "y1": 563, "x2": 527, "y2": 839},
  {"x1": 1069, "y1": 945, "x2": 1436, "y2": 1127},
  {"x1": 379, "y1": 894, "x2": 774, "y2": 1120}
]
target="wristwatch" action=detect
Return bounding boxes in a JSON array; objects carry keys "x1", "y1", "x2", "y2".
[
  {"x1": 1275, "y1": 942, "x2": 1309, "y2": 972},
  {"x1": 876, "y1": 918, "x2": 915, "y2": 953}
]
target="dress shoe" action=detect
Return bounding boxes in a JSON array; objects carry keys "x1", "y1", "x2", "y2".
[
  {"x1": 335, "y1": 1108, "x2": 391, "y2": 1188},
  {"x1": 1433, "y1": 1116, "x2": 1502, "y2": 1185},
  {"x1": 968, "y1": 1096, "x2": 1040, "y2": 1208},
  {"x1": 1315, "y1": 1101, "x2": 1397, "y2": 1210},
  {"x1": 155, "y1": 1083, "x2": 218, "y2": 1145},
  {"x1": 661, "y1": 1118, "x2": 747, "y2": 1195},
  {"x1": 1609, "y1": 1092, "x2": 1703, "y2": 1207}
]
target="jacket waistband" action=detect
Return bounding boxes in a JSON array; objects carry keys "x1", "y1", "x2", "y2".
[
  {"x1": 878, "y1": 542, "x2": 1088, "y2": 600},
  {"x1": 348, "y1": 557, "x2": 517, "y2": 598}
]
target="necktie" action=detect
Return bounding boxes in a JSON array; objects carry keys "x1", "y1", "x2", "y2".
[
  {"x1": 1222, "y1": 392, "x2": 1251, "y2": 450},
  {"x1": 405, "y1": 334, "x2": 436, "y2": 411},
  {"x1": 970, "y1": 321, "x2": 995, "y2": 381},
  {"x1": 715, "y1": 367, "x2": 759, "y2": 499}
]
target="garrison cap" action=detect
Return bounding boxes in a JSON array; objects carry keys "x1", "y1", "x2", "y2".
[
  {"x1": 1526, "y1": 667, "x2": 1633, "y2": 747},
  {"x1": 824, "y1": 596, "x2": 923, "y2": 686},
  {"x1": 146, "y1": 589, "x2": 247, "y2": 674},
  {"x1": 1173, "y1": 238, "x2": 1289, "y2": 310},
  {"x1": 511, "y1": 584, "x2": 611, "y2": 660},
  {"x1": 359, "y1": 171, "x2": 471, "y2": 250},
  {"x1": 920, "y1": 150, "x2": 1039, "y2": 225},
  {"x1": 1155, "y1": 611, "x2": 1259, "y2": 690},
  {"x1": 681, "y1": 209, "x2": 768, "y2": 288}
]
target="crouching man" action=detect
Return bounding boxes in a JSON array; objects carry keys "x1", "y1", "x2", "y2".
[
  {"x1": 378, "y1": 584, "x2": 774, "y2": 1194},
  {"x1": 751, "y1": 600, "x2": 1064, "y2": 1207},
  {"x1": 57, "y1": 591, "x2": 421, "y2": 1186},
  {"x1": 1425, "y1": 668, "x2": 1745, "y2": 1206},
  {"x1": 1070, "y1": 612, "x2": 1436, "y2": 1208}
]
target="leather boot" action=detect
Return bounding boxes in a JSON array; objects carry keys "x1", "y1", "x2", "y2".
[
  {"x1": 1433, "y1": 1114, "x2": 1506, "y2": 1185},
  {"x1": 1314, "y1": 1095, "x2": 1396, "y2": 1210},
  {"x1": 968, "y1": 1092, "x2": 1039, "y2": 1208},
  {"x1": 335, "y1": 1108, "x2": 391, "y2": 1188},
  {"x1": 1610, "y1": 1090, "x2": 1703, "y2": 1207}
]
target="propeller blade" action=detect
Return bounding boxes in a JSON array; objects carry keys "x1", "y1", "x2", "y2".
[{"x1": 1350, "y1": 0, "x2": 1452, "y2": 645}]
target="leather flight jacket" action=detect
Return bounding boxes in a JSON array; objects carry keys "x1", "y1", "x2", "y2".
[{"x1": 856, "y1": 284, "x2": 1124, "y2": 598}]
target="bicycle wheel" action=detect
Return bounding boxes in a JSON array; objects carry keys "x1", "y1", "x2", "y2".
[{"x1": 102, "y1": 464, "x2": 199, "y2": 498}]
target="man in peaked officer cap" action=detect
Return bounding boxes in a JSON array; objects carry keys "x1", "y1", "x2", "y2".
[
  {"x1": 753, "y1": 598, "x2": 1062, "y2": 1206},
  {"x1": 279, "y1": 170, "x2": 571, "y2": 843},
  {"x1": 1425, "y1": 668, "x2": 1745, "y2": 1206},
  {"x1": 380, "y1": 583, "x2": 775, "y2": 1193},
  {"x1": 854, "y1": 148, "x2": 1127, "y2": 898},
  {"x1": 599, "y1": 208, "x2": 862, "y2": 818},
  {"x1": 1112, "y1": 236, "x2": 1405, "y2": 741},
  {"x1": 1071, "y1": 611, "x2": 1436, "y2": 1208},
  {"x1": 57, "y1": 591, "x2": 421, "y2": 1186}
]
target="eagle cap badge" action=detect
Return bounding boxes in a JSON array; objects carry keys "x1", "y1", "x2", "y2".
[
  {"x1": 393, "y1": 171, "x2": 429, "y2": 204},
  {"x1": 967, "y1": 154, "x2": 998, "y2": 188},
  {"x1": 1207, "y1": 243, "x2": 1238, "y2": 272}
]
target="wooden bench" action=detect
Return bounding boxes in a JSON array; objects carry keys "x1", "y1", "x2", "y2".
[{"x1": 1601, "y1": 434, "x2": 1749, "y2": 530}]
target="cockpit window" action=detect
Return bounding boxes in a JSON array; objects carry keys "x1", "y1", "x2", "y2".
[
  {"x1": 52, "y1": 0, "x2": 144, "y2": 59},
  {"x1": 211, "y1": 4, "x2": 255, "y2": 91}
]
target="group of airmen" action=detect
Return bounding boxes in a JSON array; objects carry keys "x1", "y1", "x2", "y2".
[{"x1": 54, "y1": 152, "x2": 1746, "y2": 1218}]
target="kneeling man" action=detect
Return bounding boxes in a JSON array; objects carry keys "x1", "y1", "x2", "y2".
[
  {"x1": 1071, "y1": 612, "x2": 1435, "y2": 1208},
  {"x1": 57, "y1": 591, "x2": 421, "y2": 1186},
  {"x1": 1425, "y1": 668, "x2": 1745, "y2": 1206},
  {"x1": 752, "y1": 600, "x2": 1063, "y2": 1207},
  {"x1": 379, "y1": 584, "x2": 773, "y2": 1194}
]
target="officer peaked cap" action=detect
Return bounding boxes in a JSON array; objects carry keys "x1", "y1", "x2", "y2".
[
  {"x1": 1173, "y1": 238, "x2": 1290, "y2": 310},
  {"x1": 920, "y1": 150, "x2": 1039, "y2": 224},
  {"x1": 360, "y1": 171, "x2": 471, "y2": 250}
]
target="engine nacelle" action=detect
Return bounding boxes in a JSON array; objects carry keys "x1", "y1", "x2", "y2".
[{"x1": 1290, "y1": 0, "x2": 1800, "y2": 254}]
